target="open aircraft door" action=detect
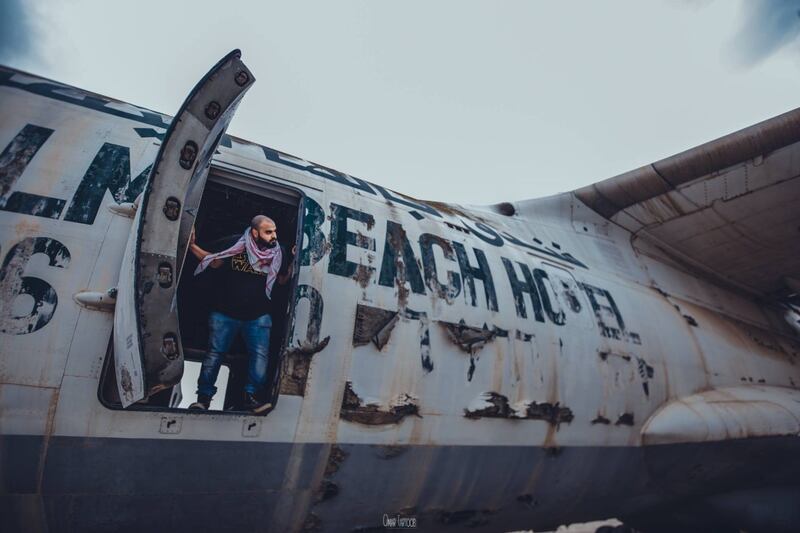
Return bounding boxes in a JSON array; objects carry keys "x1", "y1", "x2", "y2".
[{"x1": 113, "y1": 51, "x2": 255, "y2": 407}]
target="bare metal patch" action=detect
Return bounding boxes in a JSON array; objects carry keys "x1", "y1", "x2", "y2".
[
  {"x1": 353, "y1": 305, "x2": 399, "y2": 350},
  {"x1": 616, "y1": 413, "x2": 635, "y2": 426},
  {"x1": 279, "y1": 336, "x2": 331, "y2": 396},
  {"x1": 340, "y1": 382, "x2": 421, "y2": 426},
  {"x1": 464, "y1": 392, "x2": 574, "y2": 428},
  {"x1": 439, "y1": 320, "x2": 498, "y2": 381},
  {"x1": 463, "y1": 392, "x2": 511, "y2": 419},
  {"x1": 520, "y1": 401, "x2": 574, "y2": 426},
  {"x1": 440, "y1": 320, "x2": 497, "y2": 353}
]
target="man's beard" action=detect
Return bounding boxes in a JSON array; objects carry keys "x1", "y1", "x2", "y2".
[{"x1": 257, "y1": 237, "x2": 277, "y2": 249}]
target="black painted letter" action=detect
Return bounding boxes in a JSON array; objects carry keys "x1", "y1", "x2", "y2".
[
  {"x1": 0, "y1": 124, "x2": 65, "y2": 219},
  {"x1": 533, "y1": 268, "x2": 566, "y2": 326},
  {"x1": 300, "y1": 197, "x2": 327, "y2": 267},
  {"x1": 379, "y1": 221, "x2": 425, "y2": 295},
  {"x1": 63, "y1": 143, "x2": 149, "y2": 225},
  {"x1": 501, "y1": 258, "x2": 544, "y2": 322},
  {"x1": 419, "y1": 233, "x2": 461, "y2": 301},
  {"x1": 453, "y1": 243, "x2": 498, "y2": 311},
  {"x1": 327, "y1": 203, "x2": 375, "y2": 280}
]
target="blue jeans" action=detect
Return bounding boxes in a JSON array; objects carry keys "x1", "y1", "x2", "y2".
[{"x1": 197, "y1": 311, "x2": 271, "y2": 398}]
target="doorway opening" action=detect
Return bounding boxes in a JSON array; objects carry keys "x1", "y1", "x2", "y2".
[{"x1": 99, "y1": 169, "x2": 304, "y2": 415}]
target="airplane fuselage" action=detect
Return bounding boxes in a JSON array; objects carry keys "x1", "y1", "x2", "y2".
[{"x1": 1, "y1": 64, "x2": 799, "y2": 532}]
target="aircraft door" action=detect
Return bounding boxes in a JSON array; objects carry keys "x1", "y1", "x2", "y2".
[{"x1": 113, "y1": 50, "x2": 255, "y2": 407}]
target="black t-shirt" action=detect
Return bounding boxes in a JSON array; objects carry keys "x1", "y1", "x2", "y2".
[{"x1": 207, "y1": 246, "x2": 289, "y2": 321}]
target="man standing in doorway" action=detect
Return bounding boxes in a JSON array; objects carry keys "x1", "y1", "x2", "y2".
[{"x1": 187, "y1": 215, "x2": 288, "y2": 413}]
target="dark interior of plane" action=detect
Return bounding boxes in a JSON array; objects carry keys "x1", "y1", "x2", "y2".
[
  {"x1": 100, "y1": 175, "x2": 301, "y2": 414},
  {"x1": 177, "y1": 178, "x2": 300, "y2": 411}
]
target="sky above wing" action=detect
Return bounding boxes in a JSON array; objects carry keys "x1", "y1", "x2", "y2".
[{"x1": 3, "y1": 0, "x2": 800, "y2": 204}]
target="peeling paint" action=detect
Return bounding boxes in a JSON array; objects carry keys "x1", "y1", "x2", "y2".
[
  {"x1": 591, "y1": 415, "x2": 611, "y2": 425},
  {"x1": 354, "y1": 264, "x2": 372, "y2": 289},
  {"x1": 464, "y1": 392, "x2": 511, "y2": 419},
  {"x1": 636, "y1": 357, "x2": 655, "y2": 398},
  {"x1": 315, "y1": 480, "x2": 339, "y2": 502},
  {"x1": 300, "y1": 198, "x2": 327, "y2": 266},
  {"x1": 419, "y1": 323, "x2": 433, "y2": 373},
  {"x1": 502, "y1": 258, "x2": 545, "y2": 322},
  {"x1": 419, "y1": 233, "x2": 461, "y2": 302},
  {"x1": 464, "y1": 392, "x2": 573, "y2": 427},
  {"x1": 379, "y1": 220, "x2": 425, "y2": 297},
  {"x1": 559, "y1": 279, "x2": 583, "y2": 313},
  {"x1": 0, "y1": 124, "x2": 64, "y2": 219},
  {"x1": 328, "y1": 203, "x2": 375, "y2": 281},
  {"x1": 581, "y1": 282, "x2": 642, "y2": 344},
  {"x1": 324, "y1": 445, "x2": 348, "y2": 478},
  {"x1": 0, "y1": 237, "x2": 71, "y2": 334},
  {"x1": 120, "y1": 367, "x2": 133, "y2": 394},
  {"x1": 353, "y1": 305, "x2": 399, "y2": 350},
  {"x1": 340, "y1": 382, "x2": 420, "y2": 425},
  {"x1": 374, "y1": 445, "x2": 407, "y2": 460},
  {"x1": 520, "y1": 401, "x2": 574, "y2": 426},
  {"x1": 282, "y1": 284, "x2": 327, "y2": 395},
  {"x1": 279, "y1": 336, "x2": 331, "y2": 396},
  {"x1": 65, "y1": 143, "x2": 148, "y2": 225},
  {"x1": 598, "y1": 349, "x2": 654, "y2": 398},
  {"x1": 404, "y1": 307, "x2": 434, "y2": 374},
  {"x1": 598, "y1": 350, "x2": 631, "y2": 362},
  {"x1": 515, "y1": 330, "x2": 534, "y2": 342},
  {"x1": 440, "y1": 320, "x2": 497, "y2": 354},
  {"x1": 615, "y1": 413, "x2": 635, "y2": 426},
  {"x1": 453, "y1": 242, "x2": 498, "y2": 311},
  {"x1": 441, "y1": 320, "x2": 498, "y2": 381}
]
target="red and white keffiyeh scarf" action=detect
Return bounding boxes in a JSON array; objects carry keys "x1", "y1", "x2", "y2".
[{"x1": 194, "y1": 228, "x2": 283, "y2": 299}]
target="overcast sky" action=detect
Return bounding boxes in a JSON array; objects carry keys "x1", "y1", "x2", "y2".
[{"x1": 2, "y1": 0, "x2": 800, "y2": 204}]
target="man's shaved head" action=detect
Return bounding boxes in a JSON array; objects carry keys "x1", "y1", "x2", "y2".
[
  {"x1": 250, "y1": 215, "x2": 278, "y2": 249},
  {"x1": 251, "y1": 215, "x2": 275, "y2": 230}
]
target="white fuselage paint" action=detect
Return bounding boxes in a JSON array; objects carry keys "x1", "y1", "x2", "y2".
[{"x1": 1, "y1": 67, "x2": 799, "y2": 531}]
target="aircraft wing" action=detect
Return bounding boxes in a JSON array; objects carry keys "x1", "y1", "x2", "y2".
[{"x1": 574, "y1": 107, "x2": 800, "y2": 301}]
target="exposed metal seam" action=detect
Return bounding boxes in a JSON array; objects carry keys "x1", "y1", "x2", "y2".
[{"x1": 576, "y1": 106, "x2": 800, "y2": 218}]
